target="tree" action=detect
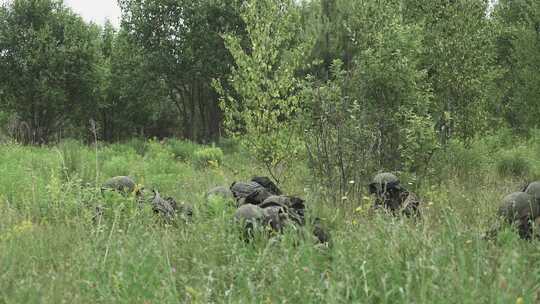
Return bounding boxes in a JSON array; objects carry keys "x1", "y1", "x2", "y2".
[
  {"x1": 98, "y1": 28, "x2": 172, "y2": 141},
  {"x1": 0, "y1": 0, "x2": 101, "y2": 144},
  {"x1": 118, "y1": 0, "x2": 244, "y2": 141},
  {"x1": 215, "y1": 0, "x2": 314, "y2": 183},
  {"x1": 403, "y1": 0, "x2": 501, "y2": 142},
  {"x1": 493, "y1": 0, "x2": 540, "y2": 133}
]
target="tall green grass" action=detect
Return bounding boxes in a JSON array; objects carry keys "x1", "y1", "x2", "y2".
[{"x1": 1, "y1": 133, "x2": 540, "y2": 303}]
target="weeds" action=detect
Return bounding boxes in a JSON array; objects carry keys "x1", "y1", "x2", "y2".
[{"x1": 1, "y1": 134, "x2": 540, "y2": 303}]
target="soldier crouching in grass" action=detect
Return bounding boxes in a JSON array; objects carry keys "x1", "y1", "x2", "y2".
[
  {"x1": 98, "y1": 176, "x2": 193, "y2": 224},
  {"x1": 485, "y1": 191, "x2": 540, "y2": 241},
  {"x1": 368, "y1": 172, "x2": 421, "y2": 218}
]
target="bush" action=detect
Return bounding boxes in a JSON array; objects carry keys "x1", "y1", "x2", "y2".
[
  {"x1": 58, "y1": 139, "x2": 84, "y2": 181},
  {"x1": 193, "y1": 147, "x2": 224, "y2": 169},
  {"x1": 144, "y1": 140, "x2": 177, "y2": 174},
  {"x1": 431, "y1": 139, "x2": 489, "y2": 180},
  {"x1": 495, "y1": 149, "x2": 531, "y2": 178},
  {"x1": 167, "y1": 139, "x2": 200, "y2": 161},
  {"x1": 101, "y1": 154, "x2": 141, "y2": 178},
  {"x1": 125, "y1": 138, "x2": 148, "y2": 156},
  {"x1": 217, "y1": 137, "x2": 240, "y2": 154}
]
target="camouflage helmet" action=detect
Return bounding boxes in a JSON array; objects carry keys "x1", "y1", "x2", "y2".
[
  {"x1": 524, "y1": 181, "x2": 540, "y2": 200},
  {"x1": 151, "y1": 190, "x2": 176, "y2": 221},
  {"x1": 101, "y1": 176, "x2": 137, "y2": 195},
  {"x1": 251, "y1": 176, "x2": 282, "y2": 195},
  {"x1": 261, "y1": 195, "x2": 305, "y2": 225},
  {"x1": 244, "y1": 188, "x2": 272, "y2": 206},
  {"x1": 230, "y1": 181, "x2": 264, "y2": 200},
  {"x1": 234, "y1": 204, "x2": 265, "y2": 240},
  {"x1": 164, "y1": 196, "x2": 193, "y2": 219},
  {"x1": 497, "y1": 192, "x2": 539, "y2": 224},
  {"x1": 205, "y1": 186, "x2": 234, "y2": 202},
  {"x1": 368, "y1": 172, "x2": 401, "y2": 195},
  {"x1": 262, "y1": 205, "x2": 288, "y2": 232},
  {"x1": 234, "y1": 204, "x2": 265, "y2": 223}
]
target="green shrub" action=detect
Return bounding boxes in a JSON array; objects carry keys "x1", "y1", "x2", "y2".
[
  {"x1": 431, "y1": 139, "x2": 488, "y2": 180},
  {"x1": 193, "y1": 147, "x2": 224, "y2": 169},
  {"x1": 101, "y1": 153, "x2": 142, "y2": 178},
  {"x1": 495, "y1": 149, "x2": 531, "y2": 178},
  {"x1": 58, "y1": 139, "x2": 84, "y2": 181},
  {"x1": 125, "y1": 138, "x2": 148, "y2": 156},
  {"x1": 144, "y1": 140, "x2": 177, "y2": 174},
  {"x1": 479, "y1": 127, "x2": 517, "y2": 153},
  {"x1": 217, "y1": 137, "x2": 240, "y2": 154},
  {"x1": 167, "y1": 139, "x2": 200, "y2": 161}
]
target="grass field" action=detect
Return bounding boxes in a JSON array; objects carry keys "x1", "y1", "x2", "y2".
[{"x1": 1, "y1": 136, "x2": 540, "y2": 303}]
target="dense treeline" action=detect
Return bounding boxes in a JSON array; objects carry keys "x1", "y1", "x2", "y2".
[{"x1": 0, "y1": 0, "x2": 539, "y2": 184}]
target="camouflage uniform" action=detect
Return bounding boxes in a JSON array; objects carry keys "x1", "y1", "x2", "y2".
[
  {"x1": 495, "y1": 192, "x2": 540, "y2": 240},
  {"x1": 524, "y1": 181, "x2": 540, "y2": 200},
  {"x1": 234, "y1": 204, "x2": 266, "y2": 240},
  {"x1": 368, "y1": 172, "x2": 421, "y2": 217},
  {"x1": 230, "y1": 176, "x2": 283, "y2": 206},
  {"x1": 146, "y1": 190, "x2": 193, "y2": 223},
  {"x1": 251, "y1": 176, "x2": 282, "y2": 195},
  {"x1": 230, "y1": 181, "x2": 269, "y2": 206},
  {"x1": 101, "y1": 176, "x2": 138, "y2": 196},
  {"x1": 234, "y1": 194, "x2": 331, "y2": 245}
]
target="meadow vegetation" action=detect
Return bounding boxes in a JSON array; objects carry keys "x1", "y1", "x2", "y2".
[
  {"x1": 2, "y1": 0, "x2": 540, "y2": 302},
  {"x1": 1, "y1": 130, "x2": 540, "y2": 303}
]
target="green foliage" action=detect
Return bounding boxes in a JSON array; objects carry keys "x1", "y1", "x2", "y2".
[
  {"x1": 301, "y1": 60, "x2": 376, "y2": 201},
  {"x1": 118, "y1": 0, "x2": 244, "y2": 141},
  {"x1": 431, "y1": 139, "x2": 489, "y2": 181},
  {"x1": 495, "y1": 148, "x2": 532, "y2": 178},
  {"x1": 0, "y1": 0, "x2": 101, "y2": 144},
  {"x1": 58, "y1": 139, "x2": 85, "y2": 181},
  {"x1": 399, "y1": 112, "x2": 440, "y2": 181},
  {"x1": 125, "y1": 138, "x2": 148, "y2": 156},
  {"x1": 217, "y1": 137, "x2": 241, "y2": 154},
  {"x1": 216, "y1": 0, "x2": 314, "y2": 183},
  {"x1": 493, "y1": 0, "x2": 540, "y2": 133},
  {"x1": 166, "y1": 139, "x2": 201, "y2": 161},
  {"x1": 193, "y1": 147, "x2": 224, "y2": 169},
  {"x1": 2, "y1": 140, "x2": 540, "y2": 302},
  {"x1": 301, "y1": 3, "x2": 438, "y2": 199},
  {"x1": 404, "y1": 0, "x2": 501, "y2": 141},
  {"x1": 143, "y1": 141, "x2": 177, "y2": 175}
]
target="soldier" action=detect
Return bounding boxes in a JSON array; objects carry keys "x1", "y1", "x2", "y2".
[
  {"x1": 230, "y1": 181, "x2": 271, "y2": 206},
  {"x1": 150, "y1": 190, "x2": 193, "y2": 223},
  {"x1": 260, "y1": 195, "x2": 331, "y2": 246},
  {"x1": 230, "y1": 176, "x2": 282, "y2": 206},
  {"x1": 312, "y1": 217, "x2": 331, "y2": 246},
  {"x1": 98, "y1": 176, "x2": 192, "y2": 223},
  {"x1": 234, "y1": 204, "x2": 266, "y2": 240},
  {"x1": 205, "y1": 186, "x2": 234, "y2": 202},
  {"x1": 261, "y1": 195, "x2": 305, "y2": 225},
  {"x1": 368, "y1": 172, "x2": 421, "y2": 217},
  {"x1": 487, "y1": 192, "x2": 540, "y2": 240},
  {"x1": 101, "y1": 176, "x2": 138, "y2": 196},
  {"x1": 523, "y1": 181, "x2": 540, "y2": 200},
  {"x1": 251, "y1": 176, "x2": 282, "y2": 195}
]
